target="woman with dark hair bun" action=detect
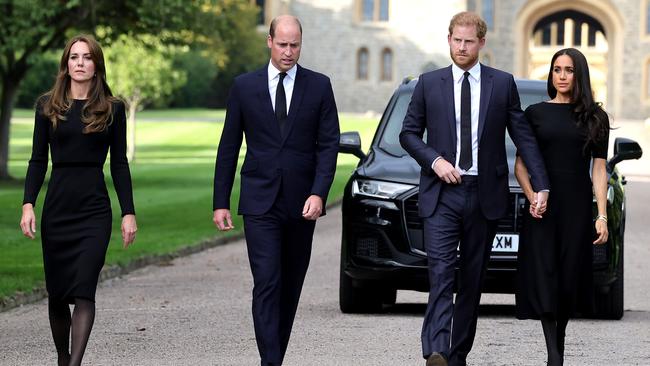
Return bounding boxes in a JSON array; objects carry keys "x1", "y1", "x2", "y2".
[
  {"x1": 515, "y1": 47, "x2": 610, "y2": 366},
  {"x1": 19, "y1": 34, "x2": 137, "y2": 366}
]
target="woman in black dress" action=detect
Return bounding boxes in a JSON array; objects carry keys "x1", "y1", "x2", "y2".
[
  {"x1": 515, "y1": 48, "x2": 610, "y2": 365},
  {"x1": 19, "y1": 35, "x2": 136, "y2": 366}
]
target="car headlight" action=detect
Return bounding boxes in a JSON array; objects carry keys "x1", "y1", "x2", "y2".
[{"x1": 352, "y1": 179, "x2": 415, "y2": 199}]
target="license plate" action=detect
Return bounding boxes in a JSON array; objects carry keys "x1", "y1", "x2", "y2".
[{"x1": 492, "y1": 234, "x2": 519, "y2": 252}]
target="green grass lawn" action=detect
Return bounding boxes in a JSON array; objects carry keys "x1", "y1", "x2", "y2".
[{"x1": 0, "y1": 109, "x2": 379, "y2": 300}]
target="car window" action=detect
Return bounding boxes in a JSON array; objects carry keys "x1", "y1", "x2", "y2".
[
  {"x1": 378, "y1": 87, "x2": 548, "y2": 157},
  {"x1": 377, "y1": 92, "x2": 412, "y2": 156},
  {"x1": 519, "y1": 90, "x2": 549, "y2": 110},
  {"x1": 506, "y1": 91, "x2": 549, "y2": 149}
]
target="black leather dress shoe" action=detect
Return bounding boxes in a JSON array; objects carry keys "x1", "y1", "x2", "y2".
[{"x1": 426, "y1": 352, "x2": 448, "y2": 366}]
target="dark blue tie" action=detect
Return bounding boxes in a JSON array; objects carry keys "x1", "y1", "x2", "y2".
[
  {"x1": 275, "y1": 72, "x2": 287, "y2": 132},
  {"x1": 459, "y1": 71, "x2": 472, "y2": 170}
]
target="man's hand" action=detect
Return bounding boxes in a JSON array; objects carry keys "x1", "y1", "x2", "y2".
[
  {"x1": 534, "y1": 191, "x2": 549, "y2": 216},
  {"x1": 213, "y1": 209, "x2": 234, "y2": 231},
  {"x1": 302, "y1": 195, "x2": 323, "y2": 221},
  {"x1": 433, "y1": 158, "x2": 462, "y2": 184}
]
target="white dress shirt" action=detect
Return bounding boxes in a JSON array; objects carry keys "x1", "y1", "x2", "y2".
[
  {"x1": 452, "y1": 62, "x2": 481, "y2": 175},
  {"x1": 268, "y1": 61, "x2": 297, "y2": 115}
]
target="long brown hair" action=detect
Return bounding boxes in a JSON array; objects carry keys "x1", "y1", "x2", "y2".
[
  {"x1": 546, "y1": 48, "x2": 610, "y2": 151},
  {"x1": 42, "y1": 34, "x2": 117, "y2": 133}
]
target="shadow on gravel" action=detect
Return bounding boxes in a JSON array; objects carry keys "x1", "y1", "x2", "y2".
[
  {"x1": 378, "y1": 303, "x2": 516, "y2": 318},
  {"x1": 377, "y1": 304, "x2": 647, "y2": 322}
]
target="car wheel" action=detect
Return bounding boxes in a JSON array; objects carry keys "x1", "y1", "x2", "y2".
[
  {"x1": 382, "y1": 288, "x2": 397, "y2": 306},
  {"x1": 339, "y1": 265, "x2": 383, "y2": 313},
  {"x1": 594, "y1": 242, "x2": 624, "y2": 320}
]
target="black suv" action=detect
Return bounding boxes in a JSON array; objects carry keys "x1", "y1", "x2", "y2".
[{"x1": 338, "y1": 77, "x2": 642, "y2": 319}]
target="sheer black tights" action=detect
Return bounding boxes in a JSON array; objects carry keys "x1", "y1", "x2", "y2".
[
  {"x1": 48, "y1": 298, "x2": 95, "y2": 366},
  {"x1": 541, "y1": 313, "x2": 569, "y2": 366},
  {"x1": 48, "y1": 300, "x2": 71, "y2": 366}
]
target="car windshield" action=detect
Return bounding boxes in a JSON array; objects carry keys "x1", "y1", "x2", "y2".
[{"x1": 378, "y1": 87, "x2": 549, "y2": 157}]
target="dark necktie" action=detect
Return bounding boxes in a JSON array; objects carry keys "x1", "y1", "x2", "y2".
[
  {"x1": 275, "y1": 72, "x2": 287, "y2": 132},
  {"x1": 459, "y1": 71, "x2": 472, "y2": 171}
]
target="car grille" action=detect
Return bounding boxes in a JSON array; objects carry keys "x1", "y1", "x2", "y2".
[
  {"x1": 593, "y1": 242, "x2": 607, "y2": 265},
  {"x1": 404, "y1": 194, "x2": 422, "y2": 229},
  {"x1": 403, "y1": 191, "x2": 525, "y2": 250},
  {"x1": 352, "y1": 227, "x2": 393, "y2": 259},
  {"x1": 403, "y1": 191, "x2": 609, "y2": 265},
  {"x1": 496, "y1": 193, "x2": 526, "y2": 233}
]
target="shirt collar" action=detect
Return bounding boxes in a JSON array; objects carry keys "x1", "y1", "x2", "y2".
[
  {"x1": 268, "y1": 61, "x2": 297, "y2": 82},
  {"x1": 452, "y1": 62, "x2": 481, "y2": 84}
]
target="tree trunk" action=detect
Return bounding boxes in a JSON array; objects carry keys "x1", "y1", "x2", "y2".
[
  {"x1": 0, "y1": 80, "x2": 20, "y2": 180},
  {"x1": 127, "y1": 100, "x2": 138, "y2": 162}
]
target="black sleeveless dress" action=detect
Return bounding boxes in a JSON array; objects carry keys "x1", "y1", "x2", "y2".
[
  {"x1": 515, "y1": 102, "x2": 608, "y2": 319},
  {"x1": 23, "y1": 99, "x2": 135, "y2": 303}
]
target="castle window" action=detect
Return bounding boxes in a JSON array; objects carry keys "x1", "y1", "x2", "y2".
[
  {"x1": 357, "y1": 48, "x2": 369, "y2": 80},
  {"x1": 254, "y1": 0, "x2": 265, "y2": 25},
  {"x1": 482, "y1": 0, "x2": 494, "y2": 30},
  {"x1": 646, "y1": 1, "x2": 650, "y2": 34},
  {"x1": 381, "y1": 48, "x2": 393, "y2": 81},
  {"x1": 533, "y1": 10, "x2": 605, "y2": 47},
  {"x1": 379, "y1": 0, "x2": 389, "y2": 21},
  {"x1": 645, "y1": 58, "x2": 650, "y2": 101},
  {"x1": 361, "y1": 0, "x2": 389, "y2": 22}
]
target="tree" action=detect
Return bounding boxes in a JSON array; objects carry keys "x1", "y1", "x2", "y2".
[
  {"x1": 170, "y1": 50, "x2": 218, "y2": 107},
  {"x1": 170, "y1": 1, "x2": 266, "y2": 108},
  {"x1": 105, "y1": 35, "x2": 186, "y2": 161},
  {"x1": 195, "y1": 0, "x2": 267, "y2": 107},
  {"x1": 15, "y1": 52, "x2": 58, "y2": 108},
  {"x1": 0, "y1": 0, "x2": 223, "y2": 179}
]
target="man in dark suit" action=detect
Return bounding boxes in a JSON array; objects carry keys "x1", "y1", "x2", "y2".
[
  {"x1": 212, "y1": 15, "x2": 339, "y2": 366},
  {"x1": 400, "y1": 12, "x2": 550, "y2": 366}
]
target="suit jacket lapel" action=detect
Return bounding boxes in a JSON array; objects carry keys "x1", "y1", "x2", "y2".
[
  {"x1": 478, "y1": 64, "x2": 493, "y2": 144},
  {"x1": 281, "y1": 64, "x2": 307, "y2": 145},
  {"x1": 441, "y1": 66, "x2": 457, "y2": 149},
  {"x1": 256, "y1": 67, "x2": 282, "y2": 141}
]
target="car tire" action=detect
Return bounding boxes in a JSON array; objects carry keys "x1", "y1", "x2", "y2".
[
  {"x1": 594, "y1": 242, "x2": 624, "y2": 320},
  {"x1": 339, "y1": 266, "x2": 385, "y2": 313},
  {"x1": 382, "y1": 288, "x2": 397, "y2": 306}
]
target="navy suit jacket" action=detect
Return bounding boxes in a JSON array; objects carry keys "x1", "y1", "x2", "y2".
[
  {"x1": 399, "y1": 64, "x2": 549, "y2": 220},
  {"x1": 213, "y1": 64, "x2": 340, "y2": 217}
]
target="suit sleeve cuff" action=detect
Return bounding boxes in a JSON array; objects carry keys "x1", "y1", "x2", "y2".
[{"x1": 431, "y1": 156, "x2": 443, "y2": 170}]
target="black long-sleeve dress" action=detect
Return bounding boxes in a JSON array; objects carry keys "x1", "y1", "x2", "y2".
[
  {"x1": 23, "y1": 98, "x2": 135, "y2": 303},
  {"x1": 516, "y1": 102, "x2": 608, "y2": 319}
]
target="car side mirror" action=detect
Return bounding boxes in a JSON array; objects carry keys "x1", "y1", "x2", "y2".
[
  {"x1": 339, "y1": 131, "x2": 366, "y2": 160},
  {"x1": 608, "y1": 137, "x2": 642, "y2": 170}
]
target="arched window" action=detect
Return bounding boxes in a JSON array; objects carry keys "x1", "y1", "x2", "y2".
[
  {"x1": 357, "y1": 48, "x2": 369, "y2": 80},
  {"x1": 381, "y1": 48, "x2": 393, "y2": 81},
  {"x1": 532, "y1": 10, "x2": 605, "y2": 47}
]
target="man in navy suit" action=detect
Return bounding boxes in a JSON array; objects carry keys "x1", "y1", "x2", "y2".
[
  {"x1": 400, "y1": 12, "x2": 550, "y2": 366},
  {"x1": 212, "y1": 15, "x2": 339, "y2": 365}
]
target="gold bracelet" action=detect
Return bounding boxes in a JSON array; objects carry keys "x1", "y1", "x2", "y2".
[{"x1": 596, "y1": 215, "x2": 608, "y2": 223}]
